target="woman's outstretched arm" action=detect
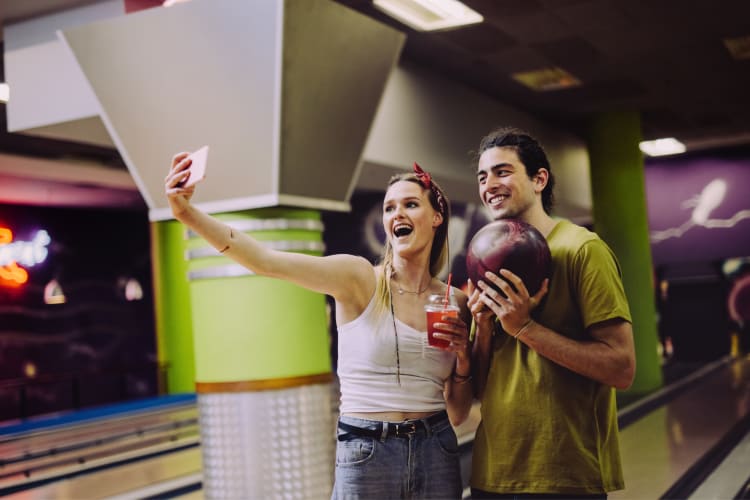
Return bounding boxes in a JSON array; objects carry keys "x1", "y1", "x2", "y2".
[{"x1": 165, "y1": 152, "x2": 375, "y2": 308}]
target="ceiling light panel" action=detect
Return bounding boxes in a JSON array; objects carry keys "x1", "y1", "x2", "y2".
[
  {"x1": 373, "y1": 0, "x2": 483, "y2": 32},
  {"x1": 511, "y1": 67, "x2": 581, "y2": 91},
  {"x1": 723, "y1": 35, "x2": 750, "y2": 60},
  {"x1": 639, "y1": 138, "x2": 686, "y2": 157}
]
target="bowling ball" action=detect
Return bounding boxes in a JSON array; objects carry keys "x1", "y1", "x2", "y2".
[
  {"x1": 466, "y1": 219, "x2": 551, "y2": 296},
  {"x1": 728, "y1": 273, "x2": 750, "y2": 322}
]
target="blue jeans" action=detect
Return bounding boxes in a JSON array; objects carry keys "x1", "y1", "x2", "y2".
[{"x1": 331, "y1": 411, "x2": 462, "y2": 499}]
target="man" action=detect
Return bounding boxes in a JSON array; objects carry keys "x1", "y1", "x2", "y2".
[{"x1": 468, "y1": 127, "x2": 636, "y2": 498}]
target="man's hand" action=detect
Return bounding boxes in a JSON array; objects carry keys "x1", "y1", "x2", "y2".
[{"x1": 476, "y1": 270, "x2": 548, "y2": 336}]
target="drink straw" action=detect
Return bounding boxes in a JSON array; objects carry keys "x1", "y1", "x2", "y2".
[{"x1": 443, "y1": 273, "x2": 452, "y2": 308}]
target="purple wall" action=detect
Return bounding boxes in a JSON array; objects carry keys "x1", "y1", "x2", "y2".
[
  {"x1": 645, "y1": 149, "x2": 750, "y2": 362},
  {"x1": 646, "y1": 151, "x2": 750, "y2": 268}
]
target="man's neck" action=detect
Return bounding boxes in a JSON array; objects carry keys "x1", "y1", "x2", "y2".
[
  {"x1": 531, "y1": 214, "x2": 558, "y2": 238},
  {"x1": 511, "y1": 206, "x2": 557, "y2": 238}
]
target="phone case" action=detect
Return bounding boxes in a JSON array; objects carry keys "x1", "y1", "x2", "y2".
[{"x1": 181, "y1": 145, "x2": 209, "y2": 188}]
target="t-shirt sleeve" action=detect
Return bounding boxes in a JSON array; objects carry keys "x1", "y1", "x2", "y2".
[{"x1": 574, "y1": 238, "x2": 632, "y2": 328}]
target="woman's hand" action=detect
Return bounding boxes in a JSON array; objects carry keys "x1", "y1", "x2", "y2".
[
  {"x1": 165, "y1": 152, "x2": 196, "y2": 217},
  {"x1": 477, "y1": 270, "x2": 548, "y2": 337},
  {"x1": 432, "y1": 314, "x2": 471, "y2": 363},
  {"x1": 440, "y1": 309, "x2": 474, "y2": 425}
]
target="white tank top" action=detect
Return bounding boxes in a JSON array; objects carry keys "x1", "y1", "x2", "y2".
[{"x1": 337, "y1": 291, "x2": 455, "y2": 414}]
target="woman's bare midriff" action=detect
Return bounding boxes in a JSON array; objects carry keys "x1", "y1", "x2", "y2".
[{"x1": 344, "y1": 411, "x2": 438, "y2": 422}]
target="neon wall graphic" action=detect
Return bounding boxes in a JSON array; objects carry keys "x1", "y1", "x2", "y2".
[
  {"x1": 0, "y1": 227, "x2": 51, "y2": 286},
  {"x1": 0, "y1": 205, "x2": 157, "y2": 422},
  {"x1": 645, "y1": 153, "x2": 750, "y2": 266},
  {"x1": 650, "y1": 178, "x2": 750, "y2": 244}
]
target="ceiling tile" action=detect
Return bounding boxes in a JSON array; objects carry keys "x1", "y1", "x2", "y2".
[
  {"x1": 552, "y1": 0, "x2": 632, "y2": 33},
  {"x1": 532, "y1": 36, "x2": 602, "y2": 79},
  {"x1": 489, "y1": 11, "x2": 574, "y2": 44},
  {"x1": 465, "y1": 0, "x2": 546, "y2": 18},
  {"x1": 485, "y1": 46, "x2": 552, "y2": 74},
  {"x1": 437, "y1": 23, "x2": 516, "y2": 54}
]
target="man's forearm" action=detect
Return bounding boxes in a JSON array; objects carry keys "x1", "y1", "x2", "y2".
[{"x1": 515, "y1": 319, "x2": 636, "y2": 389}]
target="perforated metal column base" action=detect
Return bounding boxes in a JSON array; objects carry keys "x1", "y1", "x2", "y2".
[{"x1": 198, "y1": 383, "x2": 334, "y2": 499}]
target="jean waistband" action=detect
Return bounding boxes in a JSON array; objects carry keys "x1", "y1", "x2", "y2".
[{"x1": 337, "y1": 410, "x2": 448, "y2": 441}]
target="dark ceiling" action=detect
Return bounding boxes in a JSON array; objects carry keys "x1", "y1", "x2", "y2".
[
  {"x1": 334, "y1": 0, "x2": 750, "y2": 152},
  {"x1": 2, "y1": 0, "x2": 750, "y2": 169}
]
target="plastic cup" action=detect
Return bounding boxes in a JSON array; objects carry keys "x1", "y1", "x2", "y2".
[{"x1": 425, "y1": 294, "x2": 459, "y2": 348}]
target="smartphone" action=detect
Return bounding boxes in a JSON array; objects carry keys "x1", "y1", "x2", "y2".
[{"x1": 180, "y1": 145, "x2": 209, "y2": 188}]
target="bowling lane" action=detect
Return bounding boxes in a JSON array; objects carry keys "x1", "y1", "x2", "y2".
[
  {"x1": 3, "y1": 446, "x2": 202, "y2": 500},
  {"x1": 0, "y1": 405, "x2": 197, "y2": 470},
  {"x1": 689, "y1": 425, "x2": 750, "y2": 499},
  {"x1": 611, "y1": 354, "x2": 750, "y2": 499},
  {"x1": 0, "y1": 394, "x2": 199, "y2": 497}
]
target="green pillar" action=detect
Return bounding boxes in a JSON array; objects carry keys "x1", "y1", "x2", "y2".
[
  {"x1": 587, "y1": 112, "x2": 663, "y2": 396},
  {"x1": 151, "y1": 219, "x2": 195, "y2": 394}
]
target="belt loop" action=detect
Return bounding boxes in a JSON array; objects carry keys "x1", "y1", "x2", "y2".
[
  {"x1": 422, "y1": 415, "x2": 433, "y2": 437},
  {"x1": 380, "y1": 421, "x2": 389, "y2": 441}
]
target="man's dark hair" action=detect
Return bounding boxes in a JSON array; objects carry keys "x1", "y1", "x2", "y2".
[{"x1": 477, "y1": 127, "x2": 556, "y2": 214}]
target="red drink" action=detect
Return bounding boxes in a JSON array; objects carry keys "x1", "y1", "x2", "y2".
[
  {"x1": 426, "y1": 309, "x2": 458, "y2": 348},
  {"x1": 425, "y1": 294, "x2": 459, "y2": 348}
]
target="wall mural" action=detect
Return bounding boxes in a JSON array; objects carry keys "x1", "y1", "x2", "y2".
[
  {"x1": 651, "y1": 179, "x2": 745, "y2": 240},
  {"x1": 646, "y1": 153, "x2": 750, "y2": 267},
  {"x1": 645, "y1": 150, "x2": 750, "y2": 362}
]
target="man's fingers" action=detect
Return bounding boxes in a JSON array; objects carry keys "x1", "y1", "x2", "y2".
[
  {"x1": 483, "y1": 272, "x2": 516, "y2": 298},
  {"x1": 529, "y1": 278, "x2": 549, "y2": 308},
  {"x1": 499, "y1": 269, "x2": 529, "y2": 296},
  {"x1": 478, "y1": 292, "x2": 501, "y2": 312}
]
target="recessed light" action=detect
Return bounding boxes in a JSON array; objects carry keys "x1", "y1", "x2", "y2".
[
  {"x1": 511, "y1": 67, "x2": 581, "y2": 91},
  {"x1": 373, "y1": 0, "x2": 483, "y2": 32},
  {"x1": 639, "y1": 138, "x2": 686, "y2": 156},
  {"x1": 723, "y1": 35, "x2": 750, "y2": 60}
]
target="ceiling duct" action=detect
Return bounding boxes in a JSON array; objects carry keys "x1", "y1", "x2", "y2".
[{"x1": 54, "y1": 0, "x2": 404, "y2": 219}]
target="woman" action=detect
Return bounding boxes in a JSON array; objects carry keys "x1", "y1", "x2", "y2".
[{"x1": 165, "y1": 155, "x2": 472, "y2": 499}]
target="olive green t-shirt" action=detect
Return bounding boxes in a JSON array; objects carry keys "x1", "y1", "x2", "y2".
[{"x1": 471, "y1": 219, "x2": 632, "y2": 495}]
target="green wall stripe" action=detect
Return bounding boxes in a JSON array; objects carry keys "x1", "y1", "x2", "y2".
[{"x1": 151, "y1": 219, "x2": 196, "y2": 394}]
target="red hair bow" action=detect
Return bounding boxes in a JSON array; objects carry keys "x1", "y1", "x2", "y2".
[
  {"x1": 413, "y1": 161, "x2": 446, "y2": 214},
  {"x1": 413, "y1": 162, "x2": 432, "y2": 189}
]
